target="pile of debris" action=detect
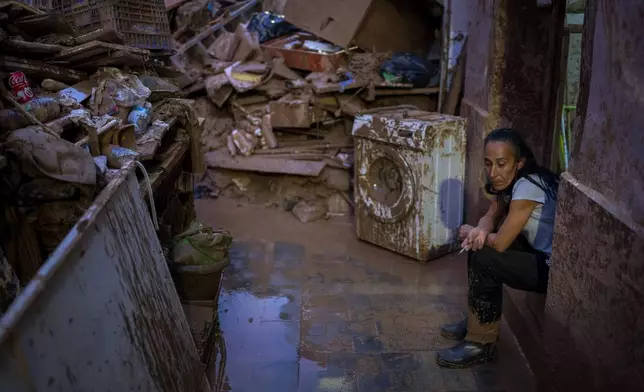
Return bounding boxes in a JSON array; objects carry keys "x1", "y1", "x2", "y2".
[
  {"x1": 0, "y1": 1, "x2": 200, "y2": 308},
  {"x1": 166, "y1": 0, "x2": 444, "y2": 222}
]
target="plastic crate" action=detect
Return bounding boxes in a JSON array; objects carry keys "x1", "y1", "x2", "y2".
[
  {"x1": 17, "y1": 0, "x2": 54, "y2": 11},
  {"x1": 54, "y1": 0, "x2": 172, "y2": 50}
]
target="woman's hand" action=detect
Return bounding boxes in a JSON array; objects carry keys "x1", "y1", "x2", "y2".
[
  {"x1": 485, "y1": 233, "x2": 498, "y2": 247},
  {"x1": 462, "y1": 227, "x2": 490, "y2": 251},
  {"x1": 458, "y1": 224, "x2": 474, "y2": 241}
]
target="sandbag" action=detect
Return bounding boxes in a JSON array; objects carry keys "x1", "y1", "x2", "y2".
[{"x1": 172, "y1": 220, "x2": 233, "y2": 267}]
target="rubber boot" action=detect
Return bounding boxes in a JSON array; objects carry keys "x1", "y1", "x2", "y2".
[
  {"x1": 439, "y1": 317, "x2": 467, "y2": 341},
  {"x1": 436, "y1": 311, "x2": 499, "y2": 368}
]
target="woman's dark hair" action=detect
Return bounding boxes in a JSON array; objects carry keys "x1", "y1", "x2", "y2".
[{"x1": 483, "y1": 128, "x2": 559, "y2": 201}]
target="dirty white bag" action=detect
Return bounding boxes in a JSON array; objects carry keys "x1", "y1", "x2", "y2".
[{"x1": 4, "y1": 126, "x2": 96, "y2": 185}]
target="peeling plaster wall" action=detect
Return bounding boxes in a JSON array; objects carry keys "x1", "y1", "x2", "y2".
[
  {"x1": 543, "y1": 1, "x2": 644, "y2": 391},
  {"x1": 461, "y1": 0, "x2": 563, "y2": 220},
  {"x1": 463, "y1": 0, "x2": 494, "y2": 112},
  {"x1": 499, "y1": 0, "x2": 564, "y2": 166},
  {"x1": 461, "y1": 0, "x2": 494, "y2": 223},
  {"x1": 449, "y1": 0, "x2": 472, "y2": 33}
]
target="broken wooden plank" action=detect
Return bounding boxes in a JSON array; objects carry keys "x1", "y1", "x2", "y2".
[
  {"x1": 0, "y1": 1, "x2": 45, "y2": 16},
  {"x1": 373, "y1": 87, "x2": 441, "y2": 96},
  {"x1": 261, "y1": 154, "x2": 346, "y2": 170},
  {"x1": 274, "y1": 128, "x2": 327, "y2": 138},
  {"x1": 12, "y1": 12, "x2": 75, "y2": 38},
  {"x1": 0, "y1": 55, "x2": 86, "y2": 84},
  {"x1": 77, "y1": 51, "x2": 147, "y2": 69},
  {"x1": 53, "y1": 41, "x2": 150, "y2": 64},
  {"x1": 0, "y1": 39, "x2": 64, "y2": 56},
  {"x1": 74, "y1": 28, "x2": 125, "y2": 45},
  {"x1": 443, "y1": 43, "x2": 466, "y2": 116},
  {"x1": 206, "y1": 148, "x2": 326, "y2": 176},
  {"x1": 252, "y1": 142, "x2": 352, "y2": 155},
  {"x1": 310, "y1": 79, "x2": 366, "y2": 94}
]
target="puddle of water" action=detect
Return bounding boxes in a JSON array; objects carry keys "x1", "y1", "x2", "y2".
[{"x1": 211, "y1": 290, "x2": 302, "y2": 390}]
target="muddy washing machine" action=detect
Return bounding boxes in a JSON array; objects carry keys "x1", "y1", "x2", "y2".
[{"x1": 352, "y1": 110, "x2": 467, "y2": 261}]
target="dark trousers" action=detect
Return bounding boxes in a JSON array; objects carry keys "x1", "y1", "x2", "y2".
[{"x1": 467, "y1": 236, "x2": 550, "y2": 324}]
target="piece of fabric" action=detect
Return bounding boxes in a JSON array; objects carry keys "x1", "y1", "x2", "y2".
[
  {"x1": 380, "y1": 53, "x2": 440, "y2": 88},
  {"x1": 467, "y1": 237, "x2": 550, "y2": 331},
  {"x1": 247, "y1": 12, "x2": 299, "y2": 44},
  {"x1": 172, "y1": 221, "x2": 232, "y2": 267},
  {"x1": 511, "y1": 174, "x2": 557, "y2": 257}
]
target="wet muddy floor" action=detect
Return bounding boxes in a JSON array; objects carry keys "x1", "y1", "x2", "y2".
[{"x1": 196, "y1": 198, "x2": 536, "y2": 392}]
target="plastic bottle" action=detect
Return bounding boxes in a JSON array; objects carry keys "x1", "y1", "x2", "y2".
[
  {"x1": 231, "y1": 129, "x2": 253, "y2": 156},
  {"x1": 226, "y1": 134, "x2": 237, "y2": 156},
  {"x1": 261, "y1": 114, "x2": 278, "y2": 149},
  {"x1": 127, "y1": 102, "x2": 152, "y2": 137}
]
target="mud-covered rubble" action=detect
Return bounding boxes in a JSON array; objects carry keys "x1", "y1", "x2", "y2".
[
  {"x1": 0, "y1": 1, "x2": 202, "y2": 309},
  {"x1": 169, "y1": 0, "x2": 443, "y2": 223}
]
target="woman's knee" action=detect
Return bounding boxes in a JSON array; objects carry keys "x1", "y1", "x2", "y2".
[
  {"x1": 469, "y1": 247, "x2": 504, "y2": 293},
  {"x1": 469, "y1": 246, "x2": 501, "y2": 270}
]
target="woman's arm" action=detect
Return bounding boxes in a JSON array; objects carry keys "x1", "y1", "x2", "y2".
[
  {"x1": 486, "y1": 199, "x2": 538, "y2": 252},
  {"x1": 476, "y1": 199, "x2": 498, "y2": 233},
  {"x1": 462, "y1": 199, "x2": 499, "y2": 251}
]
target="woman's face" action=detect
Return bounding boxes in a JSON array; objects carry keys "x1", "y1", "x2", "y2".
[{"x1": 484, "y1": 141, "x2": 524, "y2": 191}]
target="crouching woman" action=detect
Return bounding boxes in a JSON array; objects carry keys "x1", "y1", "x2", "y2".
[{"x1": 436, "y1": 128, "x2": 559, "y2": 368}]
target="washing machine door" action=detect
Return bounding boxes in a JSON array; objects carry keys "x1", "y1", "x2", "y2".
[{"x1": 357, "y1": 145, "x2": 416, "y2": 223}]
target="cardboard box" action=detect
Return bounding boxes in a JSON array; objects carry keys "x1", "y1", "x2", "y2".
[{"x1": 282, "y1": 0, "x2": 435, "y2": 54}]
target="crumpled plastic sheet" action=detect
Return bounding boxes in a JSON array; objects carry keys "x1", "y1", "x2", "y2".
[{"x1": 90, "y1": 68, "x2": 151, "y2": 115}]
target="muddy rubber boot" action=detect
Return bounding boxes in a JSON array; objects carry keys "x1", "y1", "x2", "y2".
[
  {"x1": 439, "y1": 317, "x2": 467, "y2": 340},
  {"x1": 436, "y1": 340, "x2": 498, "y2": 368},
  {"x1": 437, "y1": 310, "x2": 500, "y2": 368}
]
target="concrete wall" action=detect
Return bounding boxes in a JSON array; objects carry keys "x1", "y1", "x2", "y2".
[
  {"x1": 497, "y1": 0, "x2": 563, "y2": 166},
  {"x1": 449, "y1": 0, "x2": 471, "y2": 33},
  {"x1": 542, "y1": 1, "x2": 644, "y2": 390},
  {"x1": 461, "y1": 0, "x2": 494, "y2": 223},
  {"x1": 461, "y1": 0, "x2": 564, "y2": 222}
]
